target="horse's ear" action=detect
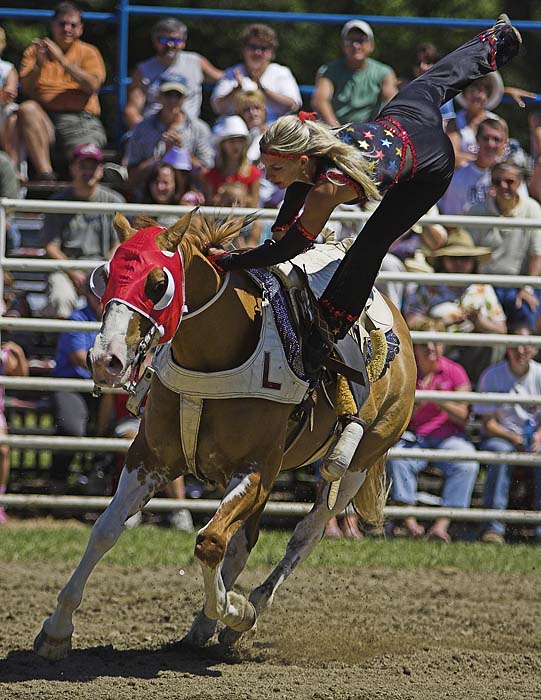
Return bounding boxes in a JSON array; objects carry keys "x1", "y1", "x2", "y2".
[
  {"x1": 114, "y1": 213, "x2": 137, "y2": 243},
  {"x1": 156, "y1": 208, "x2": 198, "y2": 251}
]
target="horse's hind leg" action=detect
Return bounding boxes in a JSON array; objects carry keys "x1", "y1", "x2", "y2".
[
  {"x1": 218, "y1": 469, "x2": 367, "y2": 646},
  {"x1": 34, "y1": 465, "x2": 159, "y2": 659}
]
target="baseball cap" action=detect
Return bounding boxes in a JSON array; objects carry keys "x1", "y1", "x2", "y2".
[
  {"x1": 159, "y1": 77, "x2": 188, "y2": 95},
  {"x1": 341, "y1": 20, "x2": 374, "y2": 42},
  {"x1": 71, "y1": 143, "x2": 103, "y2": 163}
]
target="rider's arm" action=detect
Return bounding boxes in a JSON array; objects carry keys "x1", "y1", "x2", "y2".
[{"x1": 211, "y1": 179, "x2": 358, "y2": 271}]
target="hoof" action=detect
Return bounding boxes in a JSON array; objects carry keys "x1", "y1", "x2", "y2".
[
  {"x1": 249, "y1": 584, "x2": 274, "y2": 615},
  {"x1": 222, "y1": 592, "x2": 257, "y2": 633},
  {"x1": 182, "y1": 610, "x2": 217, "y2": 648},
  {"x1": 33, "y1": 627, "x2": 72, "y2": 660},
  {"x1": 218, "y1": 621, "x2": 257, "y2": 647}
]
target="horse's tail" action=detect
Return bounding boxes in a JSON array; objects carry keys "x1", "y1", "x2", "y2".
[{"x1": 352, "y1": 453, "x2": 389, "y2": 527}]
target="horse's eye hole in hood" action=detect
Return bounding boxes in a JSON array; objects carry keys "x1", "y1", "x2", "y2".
[
  {"x1": 145, "y1": 268, "x2": 176, "y2": 311},
  {"x1": 89, "y1": 262, "x2": 110, "y2": 300}
]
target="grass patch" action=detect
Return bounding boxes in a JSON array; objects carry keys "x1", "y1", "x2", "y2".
[{"x1": 1, "y1": 523, "x2": 541, "y2": 574}]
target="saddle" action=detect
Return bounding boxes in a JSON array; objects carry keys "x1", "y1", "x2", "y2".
[{"x1": 271, "y1": 244, "x2": 395, "y2": 410}]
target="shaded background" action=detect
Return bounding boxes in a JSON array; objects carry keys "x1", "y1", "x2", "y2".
[{"x1": 1, "y1": 0, "x2": 538, "y2": 147}]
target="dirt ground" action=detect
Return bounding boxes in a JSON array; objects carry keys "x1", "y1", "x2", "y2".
[{"x1": 1, "y1": 559, "x2": 540, "y2": 700}]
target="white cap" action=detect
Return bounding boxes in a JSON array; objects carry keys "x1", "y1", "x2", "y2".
[
  {"x1": 213, "y1": 115, "x2": 249, "y2": 144},
  {"x1": 341, "y1": 19, "x2": 374, "y2": 42}
]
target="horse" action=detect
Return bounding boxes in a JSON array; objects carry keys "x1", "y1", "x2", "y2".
[{"x1": 33, "y1": 211, "x2": 416, "y2": 658}]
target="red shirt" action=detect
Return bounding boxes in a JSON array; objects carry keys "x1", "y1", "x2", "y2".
[{"x1": 205, "y1": 164, "x2": 261, "y2": 196}]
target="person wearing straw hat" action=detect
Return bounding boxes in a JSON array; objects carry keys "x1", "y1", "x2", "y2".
[
  {"x1": 404, "y1": 228, "x2": 506, "y2": 385},
  {"x1": 379, "y1": 203, "x2": 447, "y2": 310}
]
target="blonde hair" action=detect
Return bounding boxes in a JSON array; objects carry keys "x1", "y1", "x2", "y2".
[
  {"x1": 235, "y1": 89, "x2": 266, "y2": 114},
  {"x1": 0, "y1": 27, "x2": 6, "y2": 54},
  {"x1": 260, "y1": 115, "x2": 380, "y2": 201}
]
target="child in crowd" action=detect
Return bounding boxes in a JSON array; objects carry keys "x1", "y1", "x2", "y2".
[
  {"x1": 476, "y1": 324, "x2": 541, "y2": 544},
  {"x1": 138, "y1": 153, "x2": 204, "y2": 229},
  {"x1": 213, "y1": 181, "x2": 262, "y2": 247},
  {"x1": 205, "y1": 115, "x2": 261, "y2": 208}
]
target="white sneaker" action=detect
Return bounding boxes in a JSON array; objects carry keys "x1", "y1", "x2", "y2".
[
  {"x1": 167, "y1": 508, "x2": 194, "y2": 532},
  {"x1": 125, "y1": 511, "x2": 142, "y2": 529}
]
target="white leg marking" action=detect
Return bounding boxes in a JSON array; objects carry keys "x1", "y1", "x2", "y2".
[
  {"x1": 35, "y1": 467, "x2": 158, "y2": 658},
  {"x1": 200, "y1": 562, "x2": 256, "y2": 632},
  {"x1": 185, "y1": 523, "x2": 251, "y2": 647},
  {"x1": 251, "y1": 470, "x2": 367, "y2": 614},
  {"x1": 197, "y1": 473, "x2": 259, "y2": 633}
]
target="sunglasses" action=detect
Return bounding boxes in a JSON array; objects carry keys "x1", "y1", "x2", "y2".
[
  {"x1": 245, "y1": 43, "x2": 272, "y2": 52},
  {"x1": 493, "y1": 177, "x2": 519, "y2": 186},
  {"x1": 158, "y1": 36, "x2": 183, "y2": 46},
  {"x1": 343, "y1": 36, "x2": 370, "y2": 46}
]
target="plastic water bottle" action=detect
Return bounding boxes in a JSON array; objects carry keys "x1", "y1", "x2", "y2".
[{"x1": 522, "y1": 417, "x2": 537, "y2": 451}]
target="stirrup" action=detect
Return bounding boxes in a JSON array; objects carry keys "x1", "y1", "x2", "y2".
[{"x1": 320, "y1": 416, "x2": 364, "y2": 482}]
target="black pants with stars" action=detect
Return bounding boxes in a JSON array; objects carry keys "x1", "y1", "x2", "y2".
[{"x1": 320, "y1": 27, "x2": 507, "y2": 338}]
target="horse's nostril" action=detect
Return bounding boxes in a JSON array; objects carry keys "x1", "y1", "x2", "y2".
[
  {"x1": 108, "y1": 355, "x2": 123, "y2": 374},
  {"x1": 86, "y1": 350, "x2": 93, "y2": 372}
]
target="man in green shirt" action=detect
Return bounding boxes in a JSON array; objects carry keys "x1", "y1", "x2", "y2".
[{"x1": 312, "y1": 20, "x2": 397, "y2": 127}]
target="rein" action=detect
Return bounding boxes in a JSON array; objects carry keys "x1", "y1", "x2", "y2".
[{"x1": 182, "y1": 271, "x2": 231, "y2": 320}]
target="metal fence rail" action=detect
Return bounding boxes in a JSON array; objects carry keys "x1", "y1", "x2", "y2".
[
  {"x1": 1, "y1": 316, "x2": 540, "y2": 350},
  {"x1": 1, "y1": 435, "x2": 539, "y2": 467},
  {"x1": 3, "y1": 376, "x2": 541, "y2": 406},
  {"x1": 1, "y1": 494, "x2": 540, "y2": 525}
]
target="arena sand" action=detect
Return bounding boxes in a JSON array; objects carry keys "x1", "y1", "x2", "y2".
[{"x1": 1, "y1": 558, "x2": 540, "y2": 700}]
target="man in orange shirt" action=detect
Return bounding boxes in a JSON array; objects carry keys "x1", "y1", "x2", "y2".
[{"x1": 18, "y1": 1, "x2": 106, "y2": 180}]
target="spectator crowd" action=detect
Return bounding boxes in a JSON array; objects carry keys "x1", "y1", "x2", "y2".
[{"x1": 1, "y1": 3, "x2": 541, "y2": 542}]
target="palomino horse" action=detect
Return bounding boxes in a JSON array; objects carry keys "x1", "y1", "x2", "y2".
[{"x1": 34, "y1": 212, "x2": 416, "y2": 658}]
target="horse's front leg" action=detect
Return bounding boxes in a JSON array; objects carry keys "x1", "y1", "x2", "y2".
[
  {"x1": 184, "y1": 476, "x2": 262, "y2": 647},
  {"x1": 34, "y1": 458, "x2": 160, "y2": 660},
  {"x1": 219, "y1": 468, "x2": 367, "y2": 646},
  {"x1": 195, "y1": 468, "x2": 276, "y2": 634}
]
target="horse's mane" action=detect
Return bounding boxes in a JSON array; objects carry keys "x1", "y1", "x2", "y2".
[{"x1": 133, "y1": 213, "x2": 253, "y2": 267}]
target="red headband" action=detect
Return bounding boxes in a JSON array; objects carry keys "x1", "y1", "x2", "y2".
[{"x1": 260, "y1": 149, "x2": 303, "y2": 159}]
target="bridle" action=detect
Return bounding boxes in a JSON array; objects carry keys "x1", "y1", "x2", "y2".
[{"x1": 92, "y1": 270, "x2": 231, "y2": 403}]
